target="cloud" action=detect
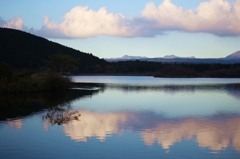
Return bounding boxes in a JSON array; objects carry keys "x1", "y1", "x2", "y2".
[
  {"x1": 1, "y1": 16, "x2": 24, "y2": 30},
  {"x1": 1, "y1": 0, "x2": 240, "y2": 38},
  {"x1": 141, "y1": 0, "x2": 240, "y2": 36},
  {"x1": 41, "y1": 6, "x2": 135, "y2": 38},
  {"x1": 39, "y1": 0, "x2": 240, "y2": 38}
]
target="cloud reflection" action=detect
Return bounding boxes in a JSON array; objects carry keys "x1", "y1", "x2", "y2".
[
  {"x1": 62, "y1": 110, "x2": 127, "y2": 142},
  {"x1": 56, "y1": 110, "x2": 240, "y2": 152},
  {"x1": 141, "y1": 117, "x2": 240, "y2": 151},
  {"x1": 7, "y1": 119, "x2": 23, "y2": 130}
]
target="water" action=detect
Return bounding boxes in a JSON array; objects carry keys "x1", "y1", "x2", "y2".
[{"x1": 1, "y1": 76, "x2": 240, "y2": 159}]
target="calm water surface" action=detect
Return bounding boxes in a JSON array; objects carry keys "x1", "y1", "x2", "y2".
[{"x1": 1, "y1": 76, "x2": 240, "y2": 159}]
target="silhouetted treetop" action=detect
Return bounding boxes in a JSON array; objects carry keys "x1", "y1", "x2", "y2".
[{"x1": 45, "y1": 53, "x2": 80, "y2": 74}]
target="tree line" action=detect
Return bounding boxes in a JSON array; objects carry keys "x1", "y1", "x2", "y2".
[{"x1": 106, "y1": 60, "x2": 240, "y2": 78}]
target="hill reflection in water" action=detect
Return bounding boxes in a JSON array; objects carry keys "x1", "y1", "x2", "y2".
[
  {"x1": 72, "y1": 82, "x2": 240, "y2": 101},
  {"x1": 0, "y1": 89, "x2": 102, "y2": 121},
  {"x1": 106, "y1": 83, "x2": 240, "y2": 100}
]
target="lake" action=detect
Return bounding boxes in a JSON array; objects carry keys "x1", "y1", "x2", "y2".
[{"x1": 1, "y1": 76, "x2": 240, "y2": 159}]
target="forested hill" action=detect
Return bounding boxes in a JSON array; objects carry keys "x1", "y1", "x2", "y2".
[{"x1": 0, "y1": 28, "x2": 107, "y2": 72}]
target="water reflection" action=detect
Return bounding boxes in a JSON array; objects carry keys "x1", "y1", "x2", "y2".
[
  {"x1": 70, "y1": 82, "x2": 240, "y2": 102},
  {"x1": 2, "y1": 77, "x2": 240, "y2": 159},
  {"x1": 7, "y1": 119, "x2": 23, "y2": 130},
  {"x1": 61, "y1": 110, "x2": 127, "y2": 142},
  {"x1": 43, "y1": 109, "x2": 81, "y2": 125},
  {"x1": 0, "y1": 89, "x2": 101, "y2": 121},
  {"x1": 141, "y1": 117, "x2": 240, "y2": 151},
  {"x1": 45, "y1": 110, "x2": 240, "y2": 152},
  {"x1": 72, "y1": 76, "x2": 240, "y2": 86},
  {"x1": 106, "y1": 84, "x2": 240, "y2": 100}
]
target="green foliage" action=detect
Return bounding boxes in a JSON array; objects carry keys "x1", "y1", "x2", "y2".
[{"x1": 45, "y1": 53, "x2": 80, "y2": 74}]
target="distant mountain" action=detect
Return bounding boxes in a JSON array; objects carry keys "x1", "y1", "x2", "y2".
[
  {"x1": 105, "y1": 53, "x2": 240, "y2": 64},
  {"x1": 105, "y1": 55, "x2": 148, "y2": 61},
  {"x1": 225, "y1": 51, "x2": 240, "y2": 59},
  {"x1": 162, "y1": 55, "x2": 178, "y2": 59},
  {"x1": 163, "y1": 55, "x2": 195, "y2": 59},
  {"x1": 0, "y1": 28, "x2": 107, "y2": 72},
  {"x1": 121, "y1": 55, "x2": 148, "y2": 60},
  {"x1": 105, "y1": 54, "x2": 196, "y2": 61}
]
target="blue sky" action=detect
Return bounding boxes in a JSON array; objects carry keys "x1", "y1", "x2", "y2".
[{"x1": 0, "y1": 0, "x2": 240, "y2": 58}]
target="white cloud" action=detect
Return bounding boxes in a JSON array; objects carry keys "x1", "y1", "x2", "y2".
[
  {"x1": 2, "y1": 16, "x2": 23, "y2": 30},
  {"x1": 40, "y1": 0, "x2": 240, "y2": 38},
  {"x1": 1, "y1": 0, "x2": 240, "y2": 38},
  {"x1": 42, "y1": 6, "x2": 135, "y2": 38},
  {"x1": 141, "y1": 0, "x2": 240, "y2": 36}
]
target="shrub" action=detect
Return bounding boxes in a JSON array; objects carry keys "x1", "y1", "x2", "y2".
[
  {"x1": 31, "y1": 72, "x2": 71, "y2": 91},
  {"x1": 0, "y1": 72, "x2": 71, "y2": 94}
]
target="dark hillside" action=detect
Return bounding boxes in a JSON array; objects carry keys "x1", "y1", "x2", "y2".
[{"x1": 0, "y1": 28, "x2": 107, "y2": 72}]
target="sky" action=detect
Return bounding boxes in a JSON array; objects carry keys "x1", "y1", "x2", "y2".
[{"x1": 0, "y1": 0, "x2": 240, "y2": 58}]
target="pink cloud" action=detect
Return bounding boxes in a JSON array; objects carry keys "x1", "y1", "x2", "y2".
[{"x1": 2, "y1": 16, "x2": 23, "y2": 30}]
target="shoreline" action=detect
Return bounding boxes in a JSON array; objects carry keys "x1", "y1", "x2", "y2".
[{"x1": 68, "y1": 73, "x2": 240, "y2": 78}]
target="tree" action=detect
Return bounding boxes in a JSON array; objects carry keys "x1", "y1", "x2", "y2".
[
  {"x1": 0, "y1": 62, "x2": 12, "y2": 80},
  {"x1": 45, "y1": 53, "x2": 80, "y2": 75}
]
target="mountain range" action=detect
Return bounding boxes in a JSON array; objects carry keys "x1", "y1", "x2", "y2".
[{"x1": 105, "y1": 51, "x2": 240, "y2": 64}]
